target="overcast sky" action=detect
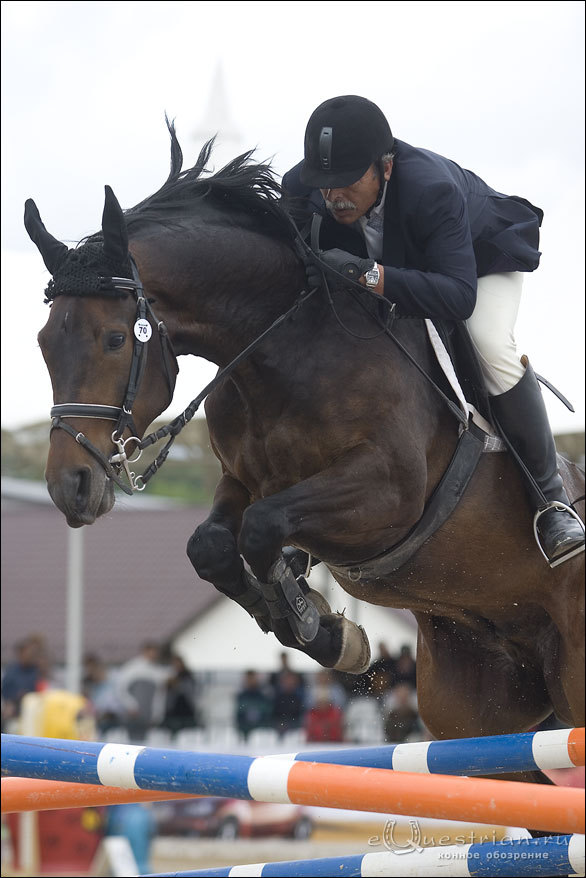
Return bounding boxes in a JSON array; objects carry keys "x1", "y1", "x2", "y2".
[{"x1": 1, "y1": 0, "x2": 584, "y2": 436}]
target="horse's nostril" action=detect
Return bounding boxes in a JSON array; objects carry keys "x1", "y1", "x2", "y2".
[{"x1": 73, "y1": 468, "x2": 92, "y2": 511}]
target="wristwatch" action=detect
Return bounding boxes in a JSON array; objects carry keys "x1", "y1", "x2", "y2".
[{"x1": 364, "y1": 263, "x2": 381, "y2": 289}]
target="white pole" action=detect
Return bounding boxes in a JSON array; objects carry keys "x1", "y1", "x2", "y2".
[
  {"x1": 19, "y1": 697, "x2": 41, "y2": 872},
  {"x1": 65, "y1": 526, "x2": 84, "y2": 694}
]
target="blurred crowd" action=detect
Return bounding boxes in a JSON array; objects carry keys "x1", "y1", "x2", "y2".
[
  {"x1": 2, "y1": 634, "x2": 424, "y2": 745},
  {"x1": 234, "y1": 643, "x2": 422, "y2": 744},
  {"x1": 0, "y1": 632, "x2": 575, "y2": 876}
]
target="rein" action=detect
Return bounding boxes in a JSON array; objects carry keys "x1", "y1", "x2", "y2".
[
  {"x1": 299, "y1": 213, "x2": 469, "y2": 428},
  {"x1": 51, "y1": 207, "x2": 468, "y2": 495},
  {"x1": 51, "y1": 255, "x2": 318, "y2": 494}
]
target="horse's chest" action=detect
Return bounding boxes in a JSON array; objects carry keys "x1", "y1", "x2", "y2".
[
  {"x1": 214, "y1": 415, "x2": 331, "y2": 499},
  {"x1": 242, "y1": 423, "x2": 328, "y2": 496}
]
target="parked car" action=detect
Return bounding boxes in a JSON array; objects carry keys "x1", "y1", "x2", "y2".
[{"x1": 154, "y1": 797, "x2": 313, "y2": 840}]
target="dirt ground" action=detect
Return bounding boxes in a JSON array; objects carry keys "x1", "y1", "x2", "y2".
[
  {"x1": 2, "y1": 820, "x2": 511, "y2": 875},
  {"x1": 148, "y1": 821, "x2": 512, "y2": 874}
]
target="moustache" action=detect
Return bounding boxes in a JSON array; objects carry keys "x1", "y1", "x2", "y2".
[{"x1": 325, "y1": 198, "x2": 357, "y2": 212}]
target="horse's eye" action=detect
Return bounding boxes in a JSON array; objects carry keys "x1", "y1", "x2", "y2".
[{"x1": 108, "y1": 333, "x2": 126, "y2": 350}]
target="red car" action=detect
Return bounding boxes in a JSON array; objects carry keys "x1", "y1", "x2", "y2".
[{"x1": 154, "y1": 797, "x2": 313, "y2": 840}]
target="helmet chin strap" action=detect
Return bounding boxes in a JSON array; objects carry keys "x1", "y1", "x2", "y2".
[{"x1": 366, "y1": 164, "x2": 387, "y2": 217}]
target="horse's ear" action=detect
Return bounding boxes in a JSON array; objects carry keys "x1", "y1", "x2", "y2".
[
  {"x1": 101, "y1": 185, "x2": 129, "y2": 266},
  {"x1": 24, "y1": 199, "x2": 69, "y2": 275}
]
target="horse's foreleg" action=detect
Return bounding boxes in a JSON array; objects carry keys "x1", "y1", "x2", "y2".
[
  {"x1": 238, "y1": 444, "x2": 412, "y2": 673},
  {"x1": 186, "y1": 474, "x2": 272, "y2": 632}
]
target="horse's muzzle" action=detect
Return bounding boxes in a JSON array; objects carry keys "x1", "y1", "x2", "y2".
[{"x1": 46, "y1": 464, "x2": 115, "y2": 526}]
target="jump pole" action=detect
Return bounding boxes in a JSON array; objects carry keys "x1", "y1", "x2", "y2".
[
  {"x1": 1, "y1": 777, "x2": 199, "y2": 813},
  {"x1": 290, "y1": 726, "x2": 585, "y2": 775},
  {"x1": 2, "y1": 727, "x2": 583, "y2": 815},
  {"x1": 2, "y1": 735, "x2": 584, "y2": 834},
  {"x1": 144, "y1": 834, "x2": 586, "y2": 877}
]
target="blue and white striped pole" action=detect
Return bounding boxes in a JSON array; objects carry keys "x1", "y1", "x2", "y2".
[
  {"x1": 2, "y1": 734, "x2": 584, "y2": 834},
  {"x1": 144, "y1": 834, "x2": 585, "y2": 877},
  {"x1": 2, "y1": 727, "x2": 583, "y2": 780},
  {"x1": 293, "y1": 726, "x2": 583, "y2": 775}
]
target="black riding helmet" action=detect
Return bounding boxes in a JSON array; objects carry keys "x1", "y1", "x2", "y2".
[{"x1": 299, "y1": 95, "x2": 394, "y2": 189}]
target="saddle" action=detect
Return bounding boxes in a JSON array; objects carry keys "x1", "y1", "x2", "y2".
[{"x1": 432, "y1": 318, "x2": 491, "y2": 425}]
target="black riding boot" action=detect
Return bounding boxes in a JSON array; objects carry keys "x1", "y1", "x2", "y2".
[{"x1": 490, "y1": 359, "x2": 584, "y2": 567}]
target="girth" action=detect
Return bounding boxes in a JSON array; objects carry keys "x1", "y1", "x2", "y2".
[{"x1": 328, "y1": 420, "x2": 488, "y2": 582}]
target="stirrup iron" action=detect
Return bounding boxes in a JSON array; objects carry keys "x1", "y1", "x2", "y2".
[{"x1": 533, "y1": 501, "x2": 585, "y2": 568}]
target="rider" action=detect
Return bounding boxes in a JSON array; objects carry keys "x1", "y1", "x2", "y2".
[{"x1": 282, "y1": 94, "x2": 584, "y2": 568}]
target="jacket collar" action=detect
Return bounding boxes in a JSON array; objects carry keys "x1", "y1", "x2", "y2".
[{"x1": 381, "y1": 166, "x2": 406, "y2": 268}]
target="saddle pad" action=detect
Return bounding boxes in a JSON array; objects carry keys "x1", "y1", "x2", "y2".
[{"x1": 425, "y1": 320, "x2": 506, "y2": 452}]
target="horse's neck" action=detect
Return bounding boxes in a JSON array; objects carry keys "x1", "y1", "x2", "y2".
[{"x1": 133, "y1": 224, "x2": 303, "y2": 364}]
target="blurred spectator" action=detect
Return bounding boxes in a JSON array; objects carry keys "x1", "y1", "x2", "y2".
[
  {"x1": 105, "y1": 803, "x2": 156, "y2": 875},
  {"x1": 305, "y1": 669, "x2": 347, "y2": 711},
  {"x1": 116, "y1": 642, "x2": 172, "y2": 742},
  {"x1": 334, "y1": 667, "x2": 372, "y2": 699},
  {"x1": 162, "y1": 655, "x2": 202, "y2": 734},
  {"x1": 368, "y1": 641, "x2": 398, "y2": 687},
  {"x1": 25, "y1": 689, "x2": 96, "y2": 740},
  {"x1": 394, "y1": 644, "x2": 417, "y2": 689},
  {"x1": 270, "y1": 652, "x2": 306, "y2": 701},
  {"x1": 304, "y1": 685, "x2": 345, "y2": 742},
  {"x1": 382, "y1": 683, "x2": 422, "y2": 742},
  {"x1": 272, "y1": 670, "x2": 305, "y2": 737},
  {"x1": 25, "y1": 633, "x2": 53, "y2": 691},
  {"x1": 1, "y1": 637, "x2": 48, "y2": 729},
  {"x1": 82, "y1": 654, "x2": 125, "y2": 735},
  {"x1": 235, "y1": 670, "x2": 274, "y2": 740}
]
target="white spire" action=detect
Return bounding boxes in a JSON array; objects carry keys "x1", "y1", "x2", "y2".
[{"x1": 192, "y1": 62, "x2": 243, "y2": 170}]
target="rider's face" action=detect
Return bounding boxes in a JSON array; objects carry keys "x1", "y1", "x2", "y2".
[{"x1": 321, "y1": 160, "x2": 393, "y2": 224}]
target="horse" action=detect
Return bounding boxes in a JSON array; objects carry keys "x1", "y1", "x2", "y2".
[{"x1": 25, "y1": 123, "x2": 584, "y2": 764}]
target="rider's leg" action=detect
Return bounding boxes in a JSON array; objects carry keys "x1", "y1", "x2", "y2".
[{"x1": 466, "y1": 272, "x2": 584, "y2": 566}]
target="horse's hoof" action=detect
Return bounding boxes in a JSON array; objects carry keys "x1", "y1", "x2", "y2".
[{"x1": 331, "y1": 614, "x2": 371, "y2": 674}]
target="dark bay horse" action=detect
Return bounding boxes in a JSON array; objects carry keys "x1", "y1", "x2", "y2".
[{"x1": 25, "y1": 125, "x2": 584, "y2": 753}]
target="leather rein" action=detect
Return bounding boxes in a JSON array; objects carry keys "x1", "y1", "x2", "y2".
[
  {"x1": 50, "y1": 254, "x2": 319, "y2": 495},
  {"x1": 50, "y1": 213, "x2": 468, "y2": 496}
]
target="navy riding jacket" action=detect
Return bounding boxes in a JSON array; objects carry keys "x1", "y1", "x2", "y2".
[{"x1": 281, "y1": 139, "x2": 543, "y2": 322}]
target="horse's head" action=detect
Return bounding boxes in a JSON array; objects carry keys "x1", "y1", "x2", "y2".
[{"x1": 25, "y1": 187, "x2": 178, "y2": 526}]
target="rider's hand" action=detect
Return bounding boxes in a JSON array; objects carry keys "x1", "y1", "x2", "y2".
[{"x1": 304, "y1": 248, "x2": 374, "y2": 290}]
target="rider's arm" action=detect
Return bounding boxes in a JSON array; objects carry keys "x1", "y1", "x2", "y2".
[{"x1": 379, "y1": 181, "x2": 478, "y2": 321}]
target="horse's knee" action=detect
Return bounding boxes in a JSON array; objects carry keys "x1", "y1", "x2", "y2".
[
  {"x1": 186, "y1": 521, "x2": 240, "y2": 583},
  {"x1": 238, "y1": 503, "x2": 289, "y2": 579}
]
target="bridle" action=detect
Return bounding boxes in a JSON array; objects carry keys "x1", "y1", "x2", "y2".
[
  {"x1": 48, "y1": 209, "x2": 473, "y2": 497},
  {"x1": 50, "y1": 253, "x2": 318, "y2": 495},
  {"x1": 49, "y1": 257, "x2": 178, "y2": 495}
]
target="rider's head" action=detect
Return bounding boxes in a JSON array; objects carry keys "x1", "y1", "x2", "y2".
[{"x1": 300, "y1": 95, "x2": 395, "y2": 224}]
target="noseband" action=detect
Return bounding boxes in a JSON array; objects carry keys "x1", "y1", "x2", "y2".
[{"x1": 50, "y1": 257, "x2": 178, "y2": 495}]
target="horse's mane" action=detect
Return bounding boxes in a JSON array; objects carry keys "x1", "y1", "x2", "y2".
[
  {"x1": 47, "y1": 119, "x2": 302, "y2": 301},
  {"x1": 124, "y1": 117, "x2": 297, "y2": 240}
]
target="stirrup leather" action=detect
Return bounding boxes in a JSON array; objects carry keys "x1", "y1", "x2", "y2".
[{"x1": 533, "y1": 501, "x2": 585, "y2": 568}]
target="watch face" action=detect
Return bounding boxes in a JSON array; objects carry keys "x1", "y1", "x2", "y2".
[{"x1": 366, "y1": 267, "x2": 380, "y2": 286}]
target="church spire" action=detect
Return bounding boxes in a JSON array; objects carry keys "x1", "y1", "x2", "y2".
[{"x1": 192, "y1": 62, "x2": 243, "y2": 170}]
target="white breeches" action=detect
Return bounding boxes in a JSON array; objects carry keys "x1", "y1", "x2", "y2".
[{"x1": 466, "y1": 271, "x2": 525, "y2": 396}]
